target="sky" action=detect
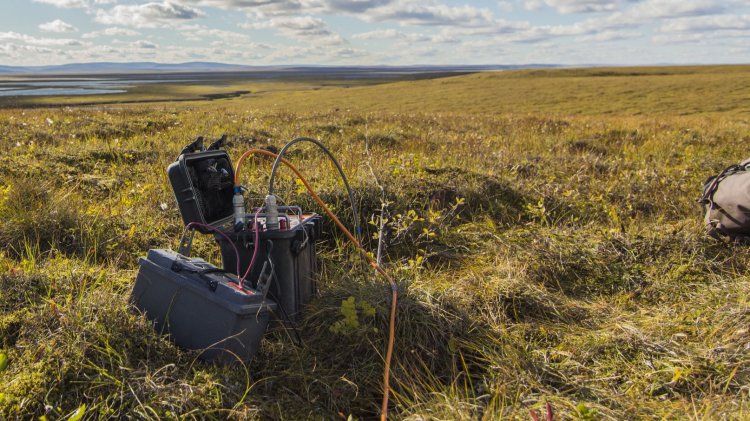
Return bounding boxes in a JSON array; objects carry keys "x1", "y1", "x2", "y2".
[{"x1": 0, "y1": 0, "x2": 749, "y2": 66}]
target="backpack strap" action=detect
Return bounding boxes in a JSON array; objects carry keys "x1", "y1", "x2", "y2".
[{"x1": 700, "y1": 163, "x2": 747, "y2": 211}]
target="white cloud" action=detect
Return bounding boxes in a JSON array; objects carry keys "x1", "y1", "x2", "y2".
[
  {"x1": 328, "y1": 47, "x2": 367, "y2": 59},
  {"x1": 38, "y1": 19, "x2": 78, "y2": 33},
  {"x1": 33, "y1": 0, "x2": 89, "y2": 8},
  {"x1": 177, "y1": 0, "x2": 321, "y2": 16},
  {"x1": 8, "y1": 0, "x2": 750, "y2": 65},
  {"x1": 95, "y1": 1, "x2": 204, "y2": 28},
  {"x1": 133, "y1": 40, "x2": 158, "y2": 48},
  {"x1": 325, "y1": 0, "x2": 390, "y2": 13},
  {"x1": 0, "y1": 43, "x2": 56, "y2": 59},
  {"x1": 659, "y1": 15, "x2": 750, "y2": 33},
  {"x1": 352, "y1": 28, "x2": 407, "y2": 40},
  {"x1": 625, "y1": 0, "x2": 729, "y2": 20},
  {"x1": 180, "y1": 0, "x2": 493, "y2": 27},
  {"x1": 244, "y1": 16, "x2": 344, "y2": 45},
  {"x1": 82, "y1": 27, "x2": 141, "y2": 38},
  {"x1": 651, "y1": 32, "x2": 708, "y2": 44},
  {"x1": 523, "y1": 0, "x2": 725, "y2": 16},
  {"x1": 497, "y1": 1, "x2": 513, "y2": 13},
  {"x1": 0, "y1": 31, "x2": 86, "y2": 47},
  {"x1": 352, "y1": 28, "x2": 393, "y2": 39},
  {"x1": 427, "y1": 10, "x2": 639, "y2": 46},
  {"x1": 650, "y1": 28, "x2": 750, "y2": 45},
  {"x1": 439, "y1": 19, "x2": 532, "y2": 37},
  {"x1": 33, "y1": 0, "x2": 115, "y2": 8},
  {"x1": 364, "y1": 1, "x2": 495, "y2": 27},
  {"x1": 352, "y1": 28, "x2": 433, "y2": 43},
  {"x1": 178, "y1": 24, "x2": 251, "y2": 42},
  {"x1": 576, "y1": 30, "x2": 641, "y2": 42},
  {"x1": 177, "y1": 0, "x2": 395, "y2": 16},
  {"x1": 564, "y1": 0, "x2": 737, "y2": 38},
  {"x1": 536, "y1": 0, "x2": 622, "y2": 14},
  {"x1": 523, "y1": 0, "x2": 544, "y2": 11},
  {"x1": 255, "y1": 43, "x2": 370, "y2": 63}
]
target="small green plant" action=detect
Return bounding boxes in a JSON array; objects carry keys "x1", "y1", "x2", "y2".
[
  {"x1": 576, "y1": 403, "x2": 597, "y2": 420},
  {"x1": 525, "y1": 198, "x2": 549, "y2": 226},
  {"x1": 330, "y1": 296, "x2": 377, "y2": 335},
  {"x1": 388, "y1": 196, "x2": 465, "y2": 270}
]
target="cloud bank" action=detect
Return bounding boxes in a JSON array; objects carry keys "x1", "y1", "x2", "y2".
[{"x1": 2, "y1": 0, "x2": 748, "y2": 65}]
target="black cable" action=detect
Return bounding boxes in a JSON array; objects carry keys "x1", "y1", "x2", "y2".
[
  {"x1": 268, "y1": 290, "x2": 304, "y2": 348},
  {"x1": 254, "y1": 239, "x2": 303, "y2": 347},
  {"x1": 267, "y1": 137, "x2": 361, "y2": 239}
]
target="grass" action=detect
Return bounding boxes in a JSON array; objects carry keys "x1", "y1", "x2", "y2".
[
  {"x1": 233, "y1": 65, "x2": 750, "y2": 115},
  {"x1": 1, "y1": 65, "x2": 750, "y2": 419}
]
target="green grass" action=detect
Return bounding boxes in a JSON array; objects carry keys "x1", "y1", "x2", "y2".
[{"x1": 1, "y1": 65, "x2": 750, "y2": 419}]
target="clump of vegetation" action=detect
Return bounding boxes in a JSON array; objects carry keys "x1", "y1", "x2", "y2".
[{"x1": 1, "y1": 65, "x2": 750, "y2": 419}]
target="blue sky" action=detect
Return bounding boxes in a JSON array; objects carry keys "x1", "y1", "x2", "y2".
[{"x1": 1, "y1": 0, "x2": 749, "y2": 66}]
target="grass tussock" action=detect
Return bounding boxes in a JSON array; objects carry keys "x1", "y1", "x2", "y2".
[{"x1": 1, "y1": 66, "x2": 750, "y2": 418}]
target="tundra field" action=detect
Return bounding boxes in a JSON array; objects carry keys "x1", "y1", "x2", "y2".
[{"x1": 1, "y1": 65, "x2": 750, "y2": 419}]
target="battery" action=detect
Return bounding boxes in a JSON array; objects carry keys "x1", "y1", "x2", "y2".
[
  {"x1": 132, "y1": 249, "x2": 277, "y2": 363},
  {"x1": 214, "y1": 214, "x2": 321, "y2": 322}
]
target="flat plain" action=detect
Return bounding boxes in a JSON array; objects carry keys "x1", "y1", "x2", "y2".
[{"x1": 1, "y1": 65, "x2": 749, "y2": 419}]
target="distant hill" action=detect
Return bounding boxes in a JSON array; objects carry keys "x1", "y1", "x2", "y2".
[{"x1": 0, "y1": 62, "x2": 558, "y2": 75}]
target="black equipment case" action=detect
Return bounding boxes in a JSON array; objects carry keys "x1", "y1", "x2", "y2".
[{"x1": 167, "y1": 149, "x2": 235, "y2": 233}]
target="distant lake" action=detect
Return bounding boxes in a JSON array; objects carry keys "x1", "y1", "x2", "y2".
[
  {"x1": 0, "y1": 78, "x2": 195, "y2": 97},
  {"x1": 0, "y1": 68, "x2": 479, "y2": 98}
]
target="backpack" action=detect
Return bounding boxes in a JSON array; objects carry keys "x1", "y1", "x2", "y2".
[{"x1": 700, "y1": 158, "x2": 750, "y2": 243}]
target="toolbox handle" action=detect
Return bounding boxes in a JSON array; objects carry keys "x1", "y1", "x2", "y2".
[{"x1": 171, "y1": 259, "x2": 229, "y2": 292}]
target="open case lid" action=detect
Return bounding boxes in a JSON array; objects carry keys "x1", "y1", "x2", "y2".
[{"x1": 167, "y1": 149, "x2": 235, "y2": 233}]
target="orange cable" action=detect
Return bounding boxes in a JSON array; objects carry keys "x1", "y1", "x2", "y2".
[{"x1": 234, "y1": 149, "x2": 397, "y2": 421}]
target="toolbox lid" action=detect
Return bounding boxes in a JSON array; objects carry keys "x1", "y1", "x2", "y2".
[
  {"x1": 138, "y1": 249, "x2": 276, "y2": 315},
  {"x1": 167, "y1": 149, "x2": 235, "y2": 232}
]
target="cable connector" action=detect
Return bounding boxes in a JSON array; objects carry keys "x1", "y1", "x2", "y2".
[
  {"x1": 233, "y1": 186, "x2": 246, "y2": 231},
  {"x1": 265, "y1": 194, "x2": 279, "y2": 231}
]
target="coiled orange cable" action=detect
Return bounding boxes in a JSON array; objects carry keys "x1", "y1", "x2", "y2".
[{"x1": 234, "y1": 149, "x2": 397, "y2": 421}]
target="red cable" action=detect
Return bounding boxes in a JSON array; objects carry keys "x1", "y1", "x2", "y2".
[{"x1": 238, "y1": 208, "x2": 263, "y2": 289}]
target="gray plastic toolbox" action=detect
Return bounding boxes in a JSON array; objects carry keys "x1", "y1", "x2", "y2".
[{"x1": 132, "y1": 249, "x2": 276, "y2": 363}]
